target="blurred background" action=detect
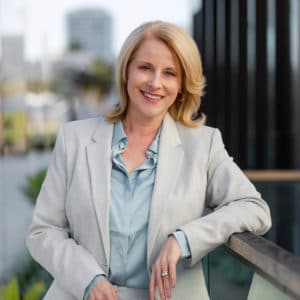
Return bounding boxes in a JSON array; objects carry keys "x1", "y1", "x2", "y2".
[{"x1": 0, "y1": 0, "x2": 299, "y2": 299}]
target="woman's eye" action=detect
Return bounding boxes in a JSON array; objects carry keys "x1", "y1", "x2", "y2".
[
  {"x1": 165, "y1": 71, "x2": 176, "y2": 77},
  {"x1": 139, "y1": 65, "x2": 150, "y2": 70}
]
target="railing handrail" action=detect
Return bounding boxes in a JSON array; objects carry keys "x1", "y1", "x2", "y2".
[
  {"x1": 244, "y1": 170, "x2": 300, "y2": 181},
  {"x1": 226, "y1": 232, "x2": 300, "y2": 299}
]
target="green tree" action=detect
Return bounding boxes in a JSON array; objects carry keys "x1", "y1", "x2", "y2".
[
  {"x1": 22, "y1": 169, "x2": 47, "y2": 204},
  {"x1": 0, "y1": 278, "x2": 45, "y2": 300},
  {"x1": 0, "y1": 278, "x2": 19, "y2": 300},
  {"x1": 68, "y1": 42, "x2": 82, "y2": 52},
  {"x1": 73, "y1": 58, "x2": 113, "y2": 95}
]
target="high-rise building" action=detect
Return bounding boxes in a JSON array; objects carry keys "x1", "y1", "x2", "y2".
[
  {"x1": 66, "y1": 9, "x2": 113, "y2": 62},
  {"x1": 193, "y1": 0, "x2": 300, "y2": 170},
  {"x1": 0, "y1": 35, "x2": 25, "y2": 80},
  {"x1": 193, "y1": 0, "x2": 300, "y2": 257}
]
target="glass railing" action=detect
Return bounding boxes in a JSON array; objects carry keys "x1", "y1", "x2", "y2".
[
  {"x1": 205, "y1": 232, "x2": 300, "y2": 299},
  {"x1": 245, "y1": 171, "x2": 300, "y2": 256},
  {"x1": 203, "y1": 170, "x2": 300, "y2": 300}
]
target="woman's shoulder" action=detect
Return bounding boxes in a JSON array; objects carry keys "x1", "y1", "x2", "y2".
[
  {"x1": 62, "y1": 116, "x2": 104, "y2": 131},
  {"x1": 59, "y1": 115, "x2": 110, "y2": 143},
  {"x1": 175, "y1": 123, "x2": 224, "y2": 157},
  {"x1": 176, "y1": 122, "x2": 220, "y2": 142}
]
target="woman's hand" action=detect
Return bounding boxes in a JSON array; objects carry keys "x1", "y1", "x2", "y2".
[
  {"x1": 149, "y1": 235, "x2": 181, "y2": 300},
  {"x1": 88, "y1": 279, "x2": 118, "y2": 300}
]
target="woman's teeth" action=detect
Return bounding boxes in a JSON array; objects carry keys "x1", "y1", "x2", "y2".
[{"x1": 143, "y1": 92, "x2": 162, "y2": 99}]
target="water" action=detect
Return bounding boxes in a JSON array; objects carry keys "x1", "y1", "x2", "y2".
[{"x1": 0, "y1": 151, "x2": 51, "y2": 281}]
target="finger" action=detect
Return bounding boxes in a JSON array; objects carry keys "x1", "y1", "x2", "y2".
[
  {"x1": 162, "y1": 273, "x2": 171, "y2": 299},
  {"x1": 149, "y1": 269, "x2": 156, "y2": 300},
  {"x1": 169, "y1": 262, "x2": 177, "y2": 288},
  {"x1": 156, "y1": 267, "x2": 166, "y2": 300},
  {"x1": 113, "y1": 285, "x2": 118, "y2": 300}
]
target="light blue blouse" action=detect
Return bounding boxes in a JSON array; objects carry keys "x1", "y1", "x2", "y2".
[{"x1": 83, "y1": 121, "x2": 191, "y2": 299}]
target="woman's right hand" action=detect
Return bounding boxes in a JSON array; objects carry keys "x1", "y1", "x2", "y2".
[{"x1": 88, "y1": 279, "x2": 118, "y2": 300}]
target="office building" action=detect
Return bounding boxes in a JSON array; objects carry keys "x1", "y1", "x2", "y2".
[
  {"x1": 0, "y1": 35, "x2": 25, "y2": 80},
  {"x1": 193, "y1": 0, "x2": 300, "y2": 169},
  {"x1": 66, "y1": 9, "x2": 113, "y2": 62}
]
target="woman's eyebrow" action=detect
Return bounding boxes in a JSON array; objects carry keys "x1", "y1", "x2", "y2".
[{"x1": 136, "y1": 60, "x2": 178, "y2": 70}]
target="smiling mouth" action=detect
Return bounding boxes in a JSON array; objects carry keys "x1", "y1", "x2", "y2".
[{"x1": 141, "y1": 91, "x2": 164, "y2": 102}]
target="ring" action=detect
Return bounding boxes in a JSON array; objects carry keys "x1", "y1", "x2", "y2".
[{"x1": 161, "y1": 270, "x2": 169, "y2": 277}]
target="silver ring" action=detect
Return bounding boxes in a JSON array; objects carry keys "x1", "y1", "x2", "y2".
[{"x1": 161, "y1": 270, "x2": 169, "y2": 277}]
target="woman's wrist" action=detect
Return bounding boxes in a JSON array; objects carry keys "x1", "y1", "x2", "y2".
[
  {"x1": 83, "y1": 274, "x2": 106, "y2": 300},
  {"x1": 170, "y1": 230, "x2": 192, "y2": 259}
]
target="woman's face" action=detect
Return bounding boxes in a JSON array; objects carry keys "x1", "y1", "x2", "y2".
[{"x1": 126, "y1": 38, "x2": 181, "y2": 123}]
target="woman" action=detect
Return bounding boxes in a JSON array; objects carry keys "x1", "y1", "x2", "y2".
[{"x1": 27, "y1": 21, "x2": 271, "y2": 300}]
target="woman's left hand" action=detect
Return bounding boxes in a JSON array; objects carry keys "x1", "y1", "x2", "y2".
[{"x1": 149, "y1": 235, "x2": 181, "y2": 300}]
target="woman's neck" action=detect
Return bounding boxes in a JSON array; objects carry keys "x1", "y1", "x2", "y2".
[{"x1": 122, "y1": 115, "x2": 163, "y2": 138}]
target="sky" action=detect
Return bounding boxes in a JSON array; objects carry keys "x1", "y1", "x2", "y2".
[{"x1": 0, "y1": 0, "x2": 201, "y2": 62}]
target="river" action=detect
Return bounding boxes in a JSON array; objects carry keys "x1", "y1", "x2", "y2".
[{"x1": 0, "y1": 151, "x2": 51, "y2": 282}]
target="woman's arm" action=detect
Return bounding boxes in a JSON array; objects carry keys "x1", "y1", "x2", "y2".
[
  {"x1": 26, "y1": 125, "x2": 105, "y2": 300},
  {"x1": 150, "y1": 128, "x2": 271, "y2": 300},
  {"x1": 179, "y1": 128, "x2": 272, "y2": 265}
]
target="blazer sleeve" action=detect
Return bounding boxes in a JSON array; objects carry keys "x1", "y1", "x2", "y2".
[
  {"x1": 26, "y1": 125, "x2": 105, "y2": 300},
  {"x1": 179, "y1": 128, "x2": 272, "y2": 266}
]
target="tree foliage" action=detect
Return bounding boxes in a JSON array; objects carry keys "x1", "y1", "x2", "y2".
[
  {"x1": 22, "y1": 169, "x2": 47, "y2": 204},
  {"x1": 0, "y1": 278, "x2": 45, "y2": 300}
]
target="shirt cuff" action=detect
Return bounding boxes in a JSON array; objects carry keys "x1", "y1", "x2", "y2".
[
  {"x1": 83, "y1": 274, "x2": 106, "y2": 300},
  {"x1": 172, "y1": 230, "x2": 192, "y2": 259}
]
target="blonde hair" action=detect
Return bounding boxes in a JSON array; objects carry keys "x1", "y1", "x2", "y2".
[{"x1": 106, "y1": 20, "x2": 206, "y2": 127}]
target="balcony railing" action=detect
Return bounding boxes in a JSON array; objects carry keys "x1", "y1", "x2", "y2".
[
  {"x1": 204, "y1": 170, "x2": 300, "y2": 300},
  {"x1": 244, "y1": 170, "x2": 300, "y2": 182},
  {"x1": 228, "y1": 232, "x2": 300, "y2": 299}
]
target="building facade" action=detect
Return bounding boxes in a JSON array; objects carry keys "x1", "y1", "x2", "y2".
[
  {"x1": 193, "y1": 0, "x2": 300, "y2": 257},
  {"x1": 193, "y1": 0, "x2": 300, "y2": 170},
  {"x1": 66, "y1": 9, "x2": 113, "y2": 62},
  {"x1": 0, "y1": 35, "x2": 25, "y2": 80}
]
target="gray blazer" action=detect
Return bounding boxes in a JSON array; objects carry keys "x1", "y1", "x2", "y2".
[{"x1": 27, "y1": 114, "x2": 271, "y2": 300}]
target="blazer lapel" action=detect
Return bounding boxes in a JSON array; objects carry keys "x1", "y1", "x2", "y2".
[
  {"x1": 86, "y1": 118, "x2": 113, "y2": 265},
  {"x1": 147, "y1": 114, "x2": 184, "y2": 267}
]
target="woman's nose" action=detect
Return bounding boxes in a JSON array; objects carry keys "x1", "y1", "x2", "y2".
[{"x1": 148, "y1": 72, "x2": 162, "y2": 89}]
